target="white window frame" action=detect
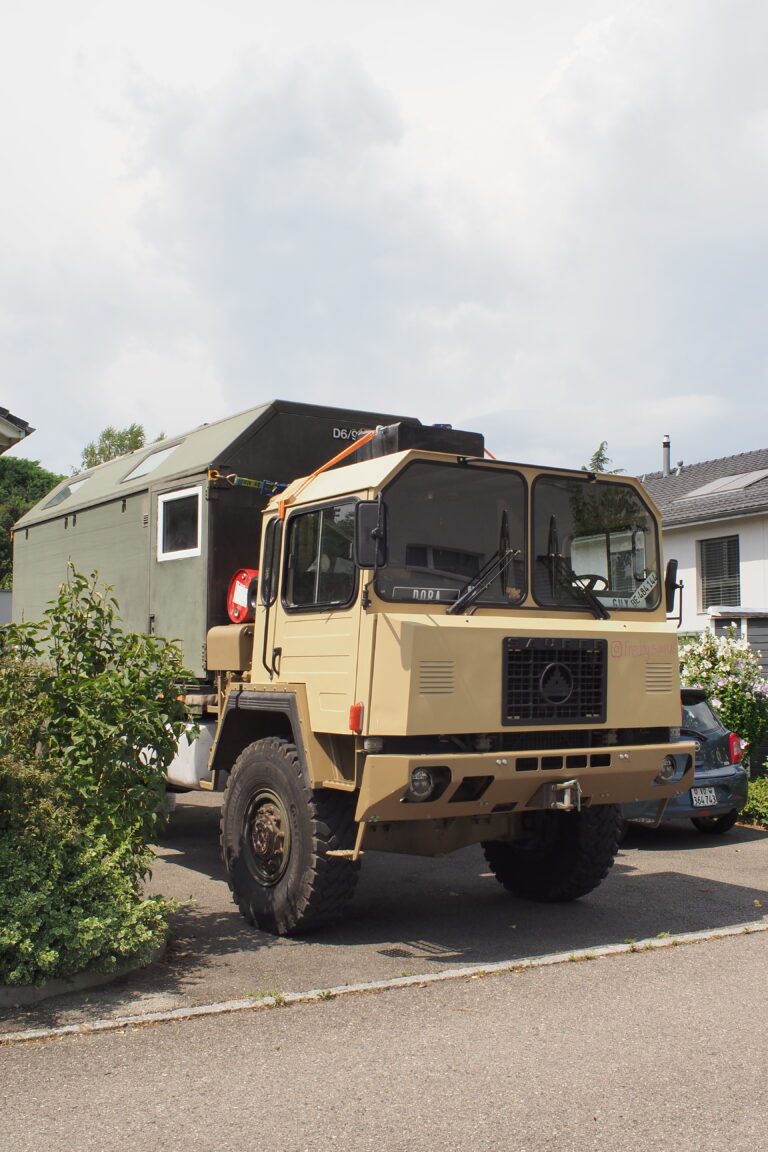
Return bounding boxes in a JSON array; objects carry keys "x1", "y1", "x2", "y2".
[{"x1": 157, "y1": 486, "x2": 203, "y2": 562}]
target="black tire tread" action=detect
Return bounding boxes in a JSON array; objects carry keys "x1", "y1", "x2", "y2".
[
  {"x1": 482, "y1": 804, "x2": 620, "y2": 903},
  {"x1": 221, "y1": 737, "x2": 359, "y2": 935},
  {"x1": 691, "y1": 809, "x2": 739, "y2": 835}
]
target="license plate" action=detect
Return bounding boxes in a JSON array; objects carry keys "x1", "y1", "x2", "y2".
[{"x1": 691, "y1": 786, "x2": 718, "y2": 807}]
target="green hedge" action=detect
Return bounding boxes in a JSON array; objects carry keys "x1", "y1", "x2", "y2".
[
  {"x1": 742, "y1": 776, "x2": 768, "y2": 828},
  {"x1": 0, "y1": 570, "x2": 193, "y2": 985}
]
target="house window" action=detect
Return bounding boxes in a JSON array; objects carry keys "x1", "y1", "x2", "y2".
[
  {"x1": 157, "y1": 487, "x2": 202, "y2": 560},
  {"x1": 284, "y1": 502, "x2": 357, "y2": 608},
  {"x1": 700, "y1": 535, "x2": 740, "y2": 608}
]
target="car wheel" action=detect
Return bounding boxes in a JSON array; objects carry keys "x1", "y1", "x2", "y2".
[{"x1": 691, "y1": 809, "x2": 739, "y2": 835}]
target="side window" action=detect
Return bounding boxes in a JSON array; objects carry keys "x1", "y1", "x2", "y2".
[
  {"x1": 699, "y1": 535, "x2": 740, "y2": 609},
  {"x1": 260, "y1": 517, "x2": 283, "y2": 607},
  {"x1": 157, "y1": 487, "x2": 202, "y2": 561},
  {"x1": 285, "y1": 503, "x2": 357, "y2": 608}
]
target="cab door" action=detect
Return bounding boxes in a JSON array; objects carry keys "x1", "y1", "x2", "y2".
[{"x1": 269, "y1": 500, "x2": 362, "y2": 734}]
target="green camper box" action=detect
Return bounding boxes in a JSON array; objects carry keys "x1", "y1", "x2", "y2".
[{"x1": 13, "y1": 400, "x2": 414, "y2": 679}]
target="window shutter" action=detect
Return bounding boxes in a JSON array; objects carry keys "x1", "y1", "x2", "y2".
[{"x1": 700, "y1": 536, "x2": 740, "y2": 607}]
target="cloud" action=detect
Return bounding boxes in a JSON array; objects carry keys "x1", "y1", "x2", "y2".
[
  {"x1": 130, "y1": 53, "x2": 519, "y2": 420},
  {"x1": 2, "y1": 1, "x2": 768, "y2": 480},
  {"x1": 477, "y1": 0, "x2": 768, "y2": 471}
]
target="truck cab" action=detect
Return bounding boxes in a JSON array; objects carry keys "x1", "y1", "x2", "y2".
[{"x1": 206, "y1": 423, "x2": 693, "y2": 934}]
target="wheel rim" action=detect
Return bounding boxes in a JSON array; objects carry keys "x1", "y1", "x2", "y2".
[{"x1": 243, "y1": 788, "x2": 292, "y2": 886}]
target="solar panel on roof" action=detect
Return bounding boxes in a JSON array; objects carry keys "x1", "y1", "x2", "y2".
[{"x1": 680, "y1": 468, "x2": 768, "y2": 499}]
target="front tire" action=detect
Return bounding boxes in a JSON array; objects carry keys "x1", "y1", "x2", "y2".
[
  {"x1": 221, "y1": 737, "x2": 359, "y2": 935},
  {"x1": 482, "y1": 804, "x2": 621, "y2": 902}
]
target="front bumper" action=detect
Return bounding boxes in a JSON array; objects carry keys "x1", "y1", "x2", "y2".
[
  {"x1": 622, "y1": 763, "x2": 749, "y2": 824},
  {"x1": 355, "y1": 742, "x2": 695, "y2": 824}
]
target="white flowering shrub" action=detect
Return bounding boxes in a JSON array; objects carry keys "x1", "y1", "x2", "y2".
[{"x1": 679, "y1": 628, "x2": 768, "y2": 768}]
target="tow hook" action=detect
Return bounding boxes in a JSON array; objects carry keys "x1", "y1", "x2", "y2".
[
  {"x1": 528, "y1": 778, "x2": 583, "y2": 812},
  {"x1": 552, "y1": 779, "x2": 582, "y2": 811}
]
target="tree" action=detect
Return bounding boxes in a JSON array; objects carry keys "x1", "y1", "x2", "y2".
[
  {"x1": 80, "y1": 423, "x2": 164, "y2": 469},
  {"x1": 582, "y1": 442, "x2": 624, "y2": 474},
  {"x1": 0, "y1": 457, "x2": 64, "y2": 588}
]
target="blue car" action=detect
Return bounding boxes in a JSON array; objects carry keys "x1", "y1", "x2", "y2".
[{"x1": 622, "y1": 688, "x2": 749, "y2": 835}]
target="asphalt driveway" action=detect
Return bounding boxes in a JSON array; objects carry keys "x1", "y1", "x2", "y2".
[{"x1": 2, "y1": 791, "x2": 766, "y2": 1038}]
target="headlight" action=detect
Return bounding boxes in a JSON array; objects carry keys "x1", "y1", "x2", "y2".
[
  {"x1": 655, "y1": 755, "x2": 677, "y2": 784},
  {"x1": 408, "y1": 767, "x2": 435, "y2": 801},
  {"x1": 401, "y1": 765, "x2": 452, "y2": 804}
]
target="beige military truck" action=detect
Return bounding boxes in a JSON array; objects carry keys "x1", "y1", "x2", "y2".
[
  {"x1": 14, "y1": 406, "x2": 693, "y2": 934},
  {"x1": 204, "y1": 421, "x2": 692, "y2": 934}
]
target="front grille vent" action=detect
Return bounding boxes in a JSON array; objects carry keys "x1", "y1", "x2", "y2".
[
  {"x1": 645, "y1": 663, "x2": 675, "y2": 693},
  {"x1": 503, "y1": 637, "x2": 607, "y2": 726},
  {"x1": 419, "y1": 660, "x2": 455, "y2": 695}
]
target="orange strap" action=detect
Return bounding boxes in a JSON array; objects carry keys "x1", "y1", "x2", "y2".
[
  {"x1": 278, "y1": 428, "x2": 378, "y2": 520},
  {"x1": 484, "y1": 447, "x2": 497, "y2": 460}
]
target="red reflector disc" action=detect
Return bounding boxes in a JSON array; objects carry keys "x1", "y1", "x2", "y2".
[{"x1": 226, "y1": 568, "x2": 259, "y2": 623}]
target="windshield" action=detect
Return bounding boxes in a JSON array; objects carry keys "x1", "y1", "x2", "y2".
[
  {"x1": 532, "y1": 475, "x2": 661, "y2": 612},
  {"x1": 375, "y1": 462, "x2": 526, "y2": 606}
]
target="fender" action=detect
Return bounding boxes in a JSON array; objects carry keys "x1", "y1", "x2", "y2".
[{"x1": 209, "y1": 683, "x2": 353, "y2": 790}]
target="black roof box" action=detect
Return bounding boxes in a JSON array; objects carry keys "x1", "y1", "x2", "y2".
[{"x1": 357, "y1": 422, "x2": 484, "y2": 460}]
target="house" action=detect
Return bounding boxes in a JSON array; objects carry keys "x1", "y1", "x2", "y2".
[
  {"x1": 641, "y1": 438, "x2": 768, "y2": 672},
  {"x1": 0, "y1": 408, "x2": 33, "y2": 455},
  {"x1": 1, "y1": 407, "x2": 33, "y2": 623}
]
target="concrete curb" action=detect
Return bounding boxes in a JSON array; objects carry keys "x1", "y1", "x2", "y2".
[
  {"x1": 0, "y1": 944, "x2": 167, "y2": 1010},
  {"x1": 2, "y1": 919, "x2": 766, "y2": 1046}
]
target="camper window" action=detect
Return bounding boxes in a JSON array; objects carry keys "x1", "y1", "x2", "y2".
[
  {"x1": 44, "y1": 475, "x2": 92, "y2": 509},
  {"x1": 157, "y1": 487, "x2": 202, "y2": 561},
  {"x1": 122, "y1": 443, "x2": 179, "y2": 483}
]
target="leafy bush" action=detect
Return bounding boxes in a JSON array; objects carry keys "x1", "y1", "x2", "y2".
[
  {"x1": 741, "y1": 776, "x2": 768, "y2": 828},
  {"x1": 0, "y1": 570, "x2": 193, "y2": 984},
  {"x1": 679, "y1": 629, "x2": 768, "y2": 766},
  {"x1": 0, "y1": 812, "x2": 171, "y2": 985}
]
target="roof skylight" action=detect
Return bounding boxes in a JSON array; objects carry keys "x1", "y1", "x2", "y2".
[
  {"x1": 121, "y1": 443, "x2": 179, "y2": 483},
  {"x1": 43, "y1": 476, "x2": 91, "y2": 509}
]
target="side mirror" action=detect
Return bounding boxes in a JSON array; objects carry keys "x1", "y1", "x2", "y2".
[
  {"x1": 355, "y1": 501, "x2": 386, "y2": 569},
  {"x1": 664, "y1": 558, "x2": 679, "y2": 614},
  {"x1": 260, "y1": 518, "x2": 282, "y2": 607}
]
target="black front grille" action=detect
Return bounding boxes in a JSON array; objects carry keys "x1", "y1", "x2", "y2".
[{"x1": 503, "y1": 637, "x2": 607, "y2": 725}]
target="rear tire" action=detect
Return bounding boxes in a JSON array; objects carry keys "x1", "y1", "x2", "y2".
[
  {"x1": 220, "y1": 737, "x2": 359, "y2": 935},
  {"x1": 482, "y1": 804, "x2": 621, "y2": 902},
  {"x1": 691, "y1": 810, "x2": 739, "y2": 835}
]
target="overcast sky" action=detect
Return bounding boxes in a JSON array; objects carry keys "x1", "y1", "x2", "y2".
[{"x1": 2, "y1": 0, "x2": 766, "y2": 478}]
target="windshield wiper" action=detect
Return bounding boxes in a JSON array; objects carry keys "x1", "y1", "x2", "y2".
[
  {"x1": 565, "y1": 564, "x2": 610, "y2": 620},
  {"x1": 446, "y1": 547, "x2": 521, "y2": 615},
  {"x1": 549, "y1": 558, "x2": 610, "y2": 618},
  {"x1": 544, "y1": 514, "x2": 609, "y2": 620}
]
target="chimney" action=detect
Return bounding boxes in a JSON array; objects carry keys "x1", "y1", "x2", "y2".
[{"x1": 662, "y1": 434, "x2": 671, "y2": 476}]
